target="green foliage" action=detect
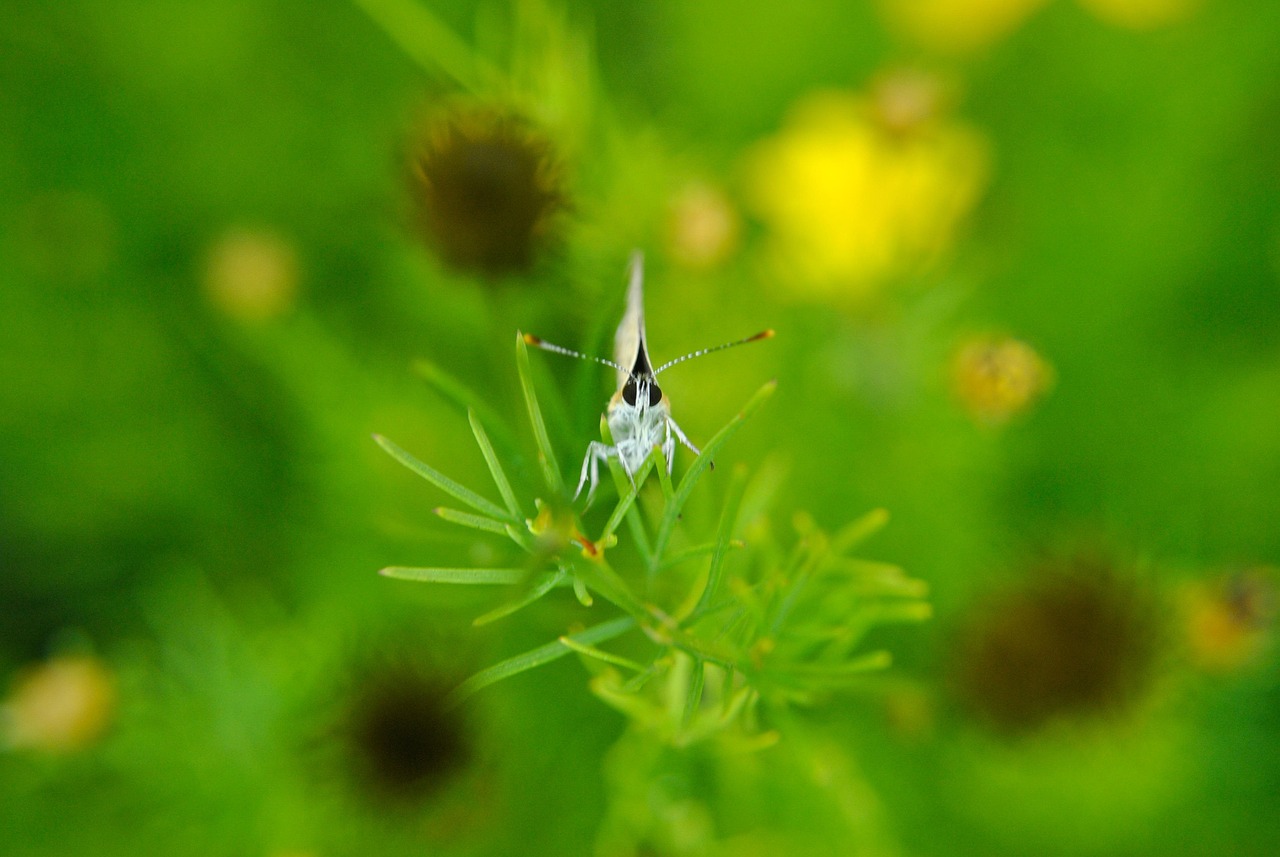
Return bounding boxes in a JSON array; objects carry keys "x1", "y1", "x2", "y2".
[
  {"x1": 6, "y1": 0, "x2": 1280, "y2": 855},
  {"x1": 376, "y1": 334, "x2": 929, "y2": 738}
]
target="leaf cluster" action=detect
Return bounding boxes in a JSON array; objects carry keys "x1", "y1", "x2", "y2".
[{"x1": 376, "y1": 334, "x2": 928, "y2": 740}]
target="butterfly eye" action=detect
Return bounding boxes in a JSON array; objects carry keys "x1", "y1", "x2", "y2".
[
  {"x1": 622, "y1": 378, "x2": 638, "y2": 406},
  {"x1": 648, "y1": 383, "x2": 662, "y2": 407}
]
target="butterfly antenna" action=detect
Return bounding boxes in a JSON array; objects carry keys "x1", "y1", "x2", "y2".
[
  {"x1": 523, "y1": 333, "x2": 629, "y2": 374},
  {"x1": 653, "y1": 329, "x2": 775, "y2": 376}
]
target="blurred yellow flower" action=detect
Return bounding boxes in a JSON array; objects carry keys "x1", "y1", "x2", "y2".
[
  {"x1": 744, "y1": 85, "x2": 989, "y2": 298},
  {"x1": 1077, "y1": 0, "x2": 1201, "y2": 29},
  {"x1": 203, "y1": 227, "x2": 300, "y2": 323},
  {"x1": 951, "y1": 334, "x2": 1053, "y2": 424},
  {"x1": 2, "y1": 655, "x2": 115, "y2": 753},
  {"x1": 881, "y1": 0, "x2": 1050, "y2": 54},
  {"x1": 1182, "y1": 568, "x2": 1275, "y2": 673},
  {"x1": 666, "y1": 180, "x2": 741, "y2": 271}
]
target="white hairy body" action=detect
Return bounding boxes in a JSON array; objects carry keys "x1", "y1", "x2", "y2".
[{"x1": 574, "y1": 381, "x2": 701, "y2": 502}]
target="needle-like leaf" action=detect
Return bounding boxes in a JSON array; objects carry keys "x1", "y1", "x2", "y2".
[
  {"x1": 379, "y1": 566, "x2": 528, "y2": 584},
  {"x1": 447, "y1": 615, "x2": 636, "y2": 707},
  {"x1": 687, "y1": 465, "x2": 749, "y2": 620},
  {"x1": 472, "y1": 570, "x2": 566, "y2": 626},
  {"x1": 374, "y1": 433, "x2": 513, "y2": 522},
  {"x1": 434, "y1": 507, "x2": 511, "y2": 536},
  {"x1": 516, "y1": 331, "x2": 566, "y2": 496},
  {"x1": 653, "y1": 380, "x2": 776, "y2": 563},
  {"x1": 469, "y1": 409, "x2": 523, "y2": 519},
  {"x1": 682, "y1": 658, "x2": 706, "y2": 728},
  {"x1": 559, "y1": 635, "x2": 648, "y2": 672}
]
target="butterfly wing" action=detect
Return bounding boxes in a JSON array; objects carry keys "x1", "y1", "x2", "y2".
[{"x1": 613, "y1": 250, "x2": 651, "y2": 388}]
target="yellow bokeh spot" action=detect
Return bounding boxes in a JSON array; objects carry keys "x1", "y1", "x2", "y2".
[
  {"x1": 1182, "y1": 569, "x2": 1275, "y2": 673},
  {"x1": 666, "y1": 181, "x2": 741, "y2": 271},
  {"x1": 744, "y1": 88, "x2": 989, "y2": 299},
  {"x1": 2, "y1": 655, "x2": 115, "y2": 753},
  {"x1": 203, "y1": 227, "x2": 300, "y2": 323},
  {"x1": 952, "y1": 335, "x2": 1053, "y2": 424}
]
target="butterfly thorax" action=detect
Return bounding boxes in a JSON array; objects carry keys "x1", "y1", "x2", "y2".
[{"x1": 607, "y1": 378, "x2": 670, "y2": 474}]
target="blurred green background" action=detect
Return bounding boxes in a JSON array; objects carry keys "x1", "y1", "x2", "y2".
[{"x1": 2, "y1": 0, "x2": 1278, "y2": 855}]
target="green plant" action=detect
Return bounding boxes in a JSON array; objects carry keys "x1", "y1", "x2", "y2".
[{"x1": 375, "y1": 333, "x2": 929, "y2": 741}]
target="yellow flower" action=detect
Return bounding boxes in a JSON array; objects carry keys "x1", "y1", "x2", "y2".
[
  {"x1": 1182, "y1": 568, "x2": 1276, "y2": 673},
  {"x1": 666, "y1": 180, "x2": 741, "y2": 271},
  {"x1": 744, "y1": 86, "x2": 989, "y2": 298},
  {"x1": 203, "y1": 227, "x2": 300, "y2": 323},
  {"x1": 881, "y1": 0, "x2": 1050, "y2": 54},
  {"x1": 951, "y1": 334, "x2": 1053, "y2": 424},
  {"x1": 2, "y1": 655, "x2": 115, "y2": 752}
]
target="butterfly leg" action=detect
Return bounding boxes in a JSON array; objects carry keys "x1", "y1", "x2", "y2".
[
  {"x1": 662, "y1": 421, "x2": 676, "y2": 475},
  {"x1": 616, "y1": 440, "x2": 640, "y2": 493},
  {"x1": 667, "y1": 416, "x2": 701, "y2": 456},
  {"x1": 575, "y1": 441, "x2": 618, "y2": 504}
]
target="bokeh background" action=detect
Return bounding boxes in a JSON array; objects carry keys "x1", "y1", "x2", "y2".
[{"x1": 2, "y1": 0, "x2": 1278, "y2": 855}]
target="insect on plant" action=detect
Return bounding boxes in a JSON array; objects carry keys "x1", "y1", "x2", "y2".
[{"x1": 524, "y1": 252, "x2": 774, "y2": 503}]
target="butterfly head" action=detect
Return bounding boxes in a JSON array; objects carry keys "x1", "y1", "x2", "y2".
[{"x1": 620, "y1": 335, "x2": 663, "y2": 408}]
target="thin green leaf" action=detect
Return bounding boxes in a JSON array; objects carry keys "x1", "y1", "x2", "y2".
[
  {"x1": 560, "y1": 552, "x2": 648, "y2": 619},
  {"x1": 379, "y1": 566, "x2": 527, "y2": 584},
  {"x1": 469, "y1": 409, "x2": 523, "y2": 519},
  {"x1": 690, "y1": 465, "x2": 749, "y2": 619},
  {"x1": 624, "y1": 511, "x2": 654, "y2": 569},
  {"x1": 600, "y1": 473, "x2": 642, "y2": 544},
  {"x1": 558, "y1": 636, "x2": 648, "y2": 672},
  {"x1": 666, "y1": 627, "x2": 737, "y2": 670},
  {"x1": 828, "y1": 558, "x2": 930, "y2": 598},
  {"x1": 658, "y1": 540, "x2": 743, "y2": 572},
  {"x1": 373, "y1": 434, "x2": 513, "y2": 522},
  {"x1": 773, "y1": 650, "x2": 893, "y2": 682},
  {"x1": 622, "y1": 661, "x2": 663, "y2": 693},
  {"x1": 447, "y1": 615, "x2": 636, "y2": 707},
  {"x1": 503, "y1": 523, "x2": 536, "y2": 551},
  {"x1": 599, "y1": 448, "x2": 658, "y2": 544},
  {"x1": 721, "y1": 664, "x2": 738, "y2": 716},
  {"x1": 434, "y1": 506, "x2": 510, "y2": 536},
  {"x1": 830, "y1": 508, "x2": 890, "y2": 555},
  {"x1": 473, "y1": 570, "x2": 565, "y2": 626},
  {"x1": 736, "y1": 457, "x2": 788, "y2": 532},
  {"x1": 652, "y1": 380, "x2": 776, "y2": 563},
  {"x1": 768, "y1": 540, "x2": 827, "y2": 635},
  {"x1": 412, "y1": 359, "x2": 518, "y2": 453},
  {"x1": 655, "y1": 452, "x2": 675, "y2": 504},
  {"x1": 572, "y1": 576, "x2": 594, "y2": 606},
  {"x1": 516, "y1": 332, "x2": 566, "y2": 496},
  {"x1": 683, "y1": 658, "x2": 706, "y2": 728},
  {"x1": 351, "y1": 0, "x2": 499, "y2": 94}
]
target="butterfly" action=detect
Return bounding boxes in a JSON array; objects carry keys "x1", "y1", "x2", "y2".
[{"x1": 524, "y1": 251, "x2": 773, "y2": 503}]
